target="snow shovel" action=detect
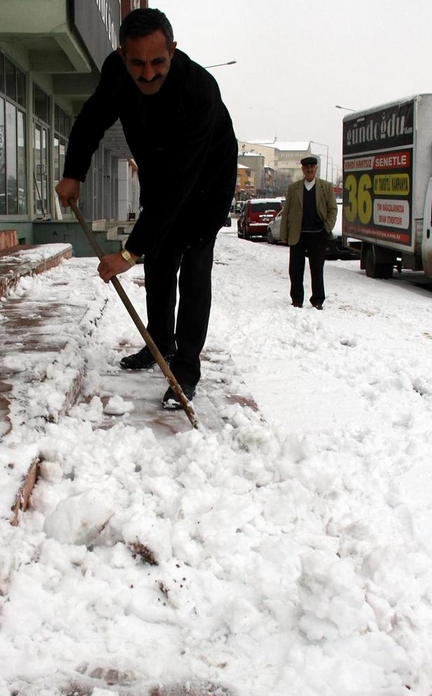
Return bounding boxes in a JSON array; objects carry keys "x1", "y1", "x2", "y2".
[{"x1": 69, "y1": 199, "x2": 199, "y2": 430}]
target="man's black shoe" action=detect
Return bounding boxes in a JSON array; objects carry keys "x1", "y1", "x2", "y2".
[
  {"x1": 313, "y1": 304, "x2": 323, "y2": 310},
  {"x1": 120, "y1": 346, "x2": 175, "y2": 370},
  {"x1": 291, "y1": 301, "x2": 303, "y2": 308},
  {"x1": 162, "y1": 383, "x2": 196, "y2": 410}
]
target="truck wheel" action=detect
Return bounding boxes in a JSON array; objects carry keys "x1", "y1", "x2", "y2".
[
  {"x1": 364, "y1": 248, "x2": 394, "y2": 279},
  {"x1": 364, "y1": 248, "x2": 379, "y2": 278},
  {"x1": 380, "y1": 263, "x2": 394, "y2": 279}
]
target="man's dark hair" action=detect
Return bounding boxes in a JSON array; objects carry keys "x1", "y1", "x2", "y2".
[{"x1": 119, "y1": 9, "x2": 174, "y2": 50}]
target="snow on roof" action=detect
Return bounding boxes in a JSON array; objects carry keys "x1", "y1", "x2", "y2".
[
  {"x1": 246, "y1": 140, "x2": 310, "y2": 152},
  {"x1": 274, "y1": 141, "x2": 310, "y2": 152}
]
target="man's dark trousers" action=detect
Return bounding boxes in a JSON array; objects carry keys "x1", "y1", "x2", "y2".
[
  {"x1": 143, "y1": 234, "x2": 216, "y2": 388},
  {"x1": 289, "y1": 230, "x2": 328, "y2": 306}
]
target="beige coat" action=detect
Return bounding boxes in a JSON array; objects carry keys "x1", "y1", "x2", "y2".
[{"x1": 279, "y1": 178, "x2": 338, "y2": 246}]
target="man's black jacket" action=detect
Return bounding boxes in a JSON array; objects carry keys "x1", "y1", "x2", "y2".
[{"x1": 63, "y1": 49, "x2": 238, "y2": 257}]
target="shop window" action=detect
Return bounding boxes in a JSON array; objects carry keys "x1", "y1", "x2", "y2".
[
  {"x1": 5, "y1": 57, "x2": 16, "y2": 101},
  {"x1": 33, "y1": 85, "x2": 50, "y2": 218},
  {"x1": 16, "y1": 69, "x2": 26, "y2": 108},
  {"x1": 34, "y1": 84, "x2": 49, "y2": 123},
  {"x1": 0, "y1": 54, "x2": 27, "y2": 216},
  {"x1": 0, "y1": 97, "x2": 5, "y2": 215},
  {"x1": 0, "y1": 54, "x2": 4, "y2": 95},
  {"x1": 17, "y1": 111, "x2": 26, "y2": 214},
  {"x1": 34, "y1": 123, "x2": 49, "y2": 217},
  {"x1": 54, "y1": 105, "x2": 72, "y2": 216},
  {"x1": 6, "y1": 102, "x2": 17, "y2": 214},
  {"x1": 54, "y1": 105, "x2": 71, "y2": 139}
]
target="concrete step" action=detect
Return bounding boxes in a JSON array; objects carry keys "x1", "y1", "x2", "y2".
[
  {"x1": 0, "y1": 253, "x2": 107, "y2": 526},
  {"x1": 0, "y1": 242, "x2": 73, "y2": 300},
  {"x1": 0, "y1": 243, "x2": 84, "y2": 440}
]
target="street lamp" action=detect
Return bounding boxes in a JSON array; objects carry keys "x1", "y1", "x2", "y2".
[
  {"x1": 205, "y1": 61, "x2": 237, "y2": 69},
  {"x1": 310, "y1": 140, "x2": 329, "y2": 180},
  {"x1": 333, "y1": 163, "x2": 341, "y2": 183},
  {"x1": 335, "y1": 105, "x2": 356, "y2": 112}
]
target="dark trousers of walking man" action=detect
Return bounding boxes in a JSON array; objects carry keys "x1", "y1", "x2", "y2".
[{"x1": 289, "y1": 229, "x2": 327, "y2": 307}]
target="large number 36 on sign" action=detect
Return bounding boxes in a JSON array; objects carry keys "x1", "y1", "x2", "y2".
[{"x1": 345, "y1": 173, "x2": 373, "y2": 224}]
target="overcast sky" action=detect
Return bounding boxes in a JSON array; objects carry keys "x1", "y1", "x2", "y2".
[{"x1": 155, "y1": 0, "x2": 432, "y2": 178}]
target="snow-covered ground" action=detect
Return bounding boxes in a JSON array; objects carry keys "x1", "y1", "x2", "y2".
[{"x1": 1, "y1": 225, "x2": 432, "y2": 696}]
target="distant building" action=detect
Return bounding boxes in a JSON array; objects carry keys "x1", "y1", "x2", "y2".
[
  {"x1": 237, "y1": 152, "x2": 264, "y2": 196},
  {"x1": 263, "y1": 167, "x2": 275, "y2": 196},
  {"x1": 236, "y1": 163, "x2": 254, "y2": 199},
  {"x1": 237, "y1": 140, "x2": 323, "y2": 196}
]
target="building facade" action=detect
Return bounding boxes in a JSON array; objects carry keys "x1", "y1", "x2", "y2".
[
  {"x1": 237, "y1": 140, "x2": 324, "y2": 197},
  {"x1": 0, "y1": 0, "x2": 147, "y2": 246},
  {"x1": 236, "y1": 163, "x2": 255, "y2": 199}
]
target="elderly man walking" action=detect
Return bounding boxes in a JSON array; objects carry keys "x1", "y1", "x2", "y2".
[{"x1": 280, "y1": 156, "x2": 337, "y2": 310}]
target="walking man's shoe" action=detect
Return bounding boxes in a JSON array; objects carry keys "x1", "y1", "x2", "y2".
[
  {"x1": 162, "y1": 383, "x2": 196, "y2": 410},
  {"x1": 120, "y1": 346, "x2": 174, "y2": 370},
  {"x1": 313, "y1": 303, "x2": 323, "y2": 310},
  {"x1": 291, "y1": 301, "x2": 303, "y2": 308}
]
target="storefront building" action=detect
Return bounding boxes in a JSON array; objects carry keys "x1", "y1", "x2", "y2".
[{"x1": 0, "y1": 0, "x2": 146, "y2": 246}]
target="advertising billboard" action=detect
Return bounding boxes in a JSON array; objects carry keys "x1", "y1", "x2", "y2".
[{"x1": 342, "y1": 99, "x2": 414, "y2": 246}]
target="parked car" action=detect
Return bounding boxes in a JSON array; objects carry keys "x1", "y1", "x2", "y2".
[
  {"x1": 266, "y1": 210, "x2": 283, "y2": 244},
  {"x1": 237, "y1": 198, "x2": 285, "y2": 240},
  {"x1": 266, "y1": 201, "x2": 358, "y2": 259}
]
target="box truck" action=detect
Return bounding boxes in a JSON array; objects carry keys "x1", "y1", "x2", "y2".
[{"x1": 341, "y1": 93, "x2": 432, "y2": 279}]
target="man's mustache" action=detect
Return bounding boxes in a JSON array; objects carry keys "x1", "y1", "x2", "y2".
[{"x1": 138, "y1": 75, "x2": 161, "y2": 84}]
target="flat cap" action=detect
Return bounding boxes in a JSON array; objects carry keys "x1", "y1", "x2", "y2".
[{"x1": 300, "y1": 156, "x2": 318, "y2": 166}]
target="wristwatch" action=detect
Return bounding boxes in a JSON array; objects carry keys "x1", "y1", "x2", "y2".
[{"x1": 121, "y1": 249, "x2": 136, "y2": 266}]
